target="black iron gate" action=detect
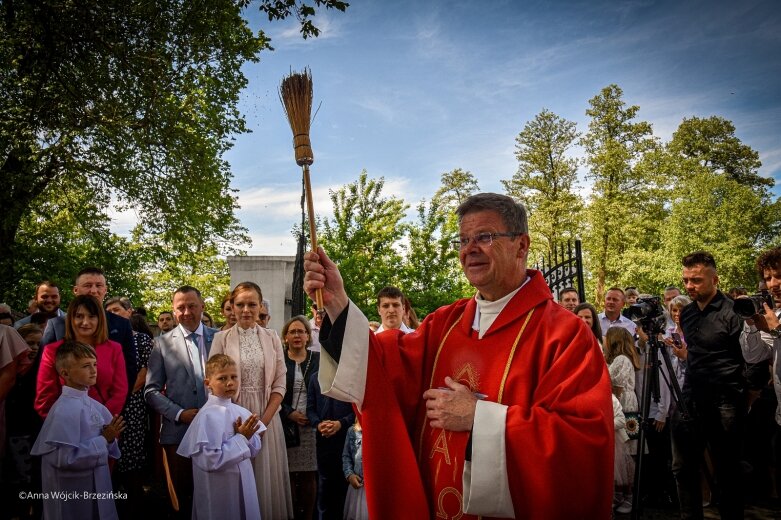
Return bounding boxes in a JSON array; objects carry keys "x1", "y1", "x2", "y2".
[{"x1": 535, "y1": 239, "x2": 585, "y2": 302}]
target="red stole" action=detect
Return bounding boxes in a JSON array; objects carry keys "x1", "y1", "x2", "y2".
[{"x1": 415, "y1": 307, "x2": 534, "y2": 520}]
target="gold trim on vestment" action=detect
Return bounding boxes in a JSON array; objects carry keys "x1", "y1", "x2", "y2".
[
  {"x1": 416, "y1": 304, "x2": 536, "y2": 514},
  {"x1": 497, "y1": 308, "x2": 534, "y2": 404}
]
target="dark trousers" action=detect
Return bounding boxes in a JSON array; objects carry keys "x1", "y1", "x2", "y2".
[
  {"x1": 643, "y1": 420, "x2": 675, "y2": 505},
  {"x1": 670, "y1": 393, "x2": 745, "y2": 520},
  {"x1": 163, "y1": 444, "x2": 193, "y2": 520},
  {"x1": 316, "y1": 452, "x2": 347, "y2": 520}
]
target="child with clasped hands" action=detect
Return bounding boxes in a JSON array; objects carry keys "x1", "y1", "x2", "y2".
[
  {"x1": 31, "y1": 341, "x2": 126, "y2": 520},
  {"x1": 177, "y1": 354, "x2": 265, "y2": 520}
]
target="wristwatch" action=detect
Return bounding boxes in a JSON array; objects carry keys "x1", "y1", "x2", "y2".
[{"x1": 771, "y1": 324, "x2": 781, "y2": 339}]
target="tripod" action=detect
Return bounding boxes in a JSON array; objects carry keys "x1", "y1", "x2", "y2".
[{"x1": 631, "y1": 328, "x2": 689, "y2": 519}]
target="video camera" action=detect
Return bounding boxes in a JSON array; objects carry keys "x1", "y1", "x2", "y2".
[
  {"x1": 624, "y1": 296, "x2": 667, "y2": 334},
  {"x1": 733, "y1": 290, "x2": 775, "y2": 319}
]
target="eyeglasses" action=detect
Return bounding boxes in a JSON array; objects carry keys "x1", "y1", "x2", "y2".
[
  {"x1": 287, "y1": 329, "x2": 308, "y2": 335},
  {"x1": 451, "y1": 232, "x2": 522, "y2": 251}
]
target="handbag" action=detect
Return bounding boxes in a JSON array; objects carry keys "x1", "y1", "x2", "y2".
[
  {"x1": 624, "y1": 411, "x2": 642, "y2": 441},
  {"x1": 283, "y1": 353, "x2": 312, "y2": 448},
  {"x1": 283, "y1": 419, "x2": 300, "y2": 448}
]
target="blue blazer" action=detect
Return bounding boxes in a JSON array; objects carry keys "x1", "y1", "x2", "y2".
[{"x1": 145, "y1": 325, "x2": 217, "y2": 445}]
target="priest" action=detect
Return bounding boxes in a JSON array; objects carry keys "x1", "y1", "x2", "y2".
[{"x1": 304, "y1": 192, "x2": 613, "y2": 519}]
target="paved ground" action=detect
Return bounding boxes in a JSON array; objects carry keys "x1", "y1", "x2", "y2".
[{"x1": 615, "y1": 501, "x2": 781, "y2": 519}]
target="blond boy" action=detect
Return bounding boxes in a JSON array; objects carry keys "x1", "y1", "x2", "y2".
[
  {"x1": 31, "y1": 341, "x2": 126, "y2": 519},
  {"x1": 177, "y1": 354, "x2": 264, "y2": 519}
]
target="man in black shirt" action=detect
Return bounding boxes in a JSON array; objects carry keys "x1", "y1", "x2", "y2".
[{"x1": 671, "y1": 251, "x2": 744, "y2": 520}]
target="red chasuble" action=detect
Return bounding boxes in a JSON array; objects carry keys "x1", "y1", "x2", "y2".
[{"x1": 358, "y1": 270, "x2": 613, "y2": 519}]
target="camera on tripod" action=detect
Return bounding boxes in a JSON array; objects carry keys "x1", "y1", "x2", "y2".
[
  {"x1": 624, "y1": 296, "x2": 668, "y2": 335},
  {"x1": 732, "y1": 290, "x2": 775, "y2": 319}
]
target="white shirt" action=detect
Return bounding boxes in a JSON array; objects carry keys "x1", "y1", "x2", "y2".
[{"x1": 599, "y1": 313, "x2": 637, "y2": 336}]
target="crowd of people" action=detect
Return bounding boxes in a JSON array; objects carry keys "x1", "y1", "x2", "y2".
[
  {"x1": 1, "y1": 191, "x2": 780, "y2": 520},
  {"x1": 0, "y1": 266, "x2": 409, "y2": 519},
  {"x1": 557, "y1": 247, "x2": 781, "y2": 519}
]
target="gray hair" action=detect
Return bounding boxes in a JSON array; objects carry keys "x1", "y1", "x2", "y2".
[
  {"x1": 105, "y1": 296, "x2": 133, "y2": 311},
  {"x1": 668, "y1": 295, "x2": 692, "y2": 311},
  {"x1": 456, "y1": 193, "x2": 528, "y2": 234}
]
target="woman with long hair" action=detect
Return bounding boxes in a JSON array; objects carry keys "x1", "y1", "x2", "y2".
[
  {"x1": 35, "y1": 295, "x2": 127, "y2": 418},
  {"x1": 210, "y1": 282, "x2": 292, "y2": 519},
  {"x1": 574, "y1": 303, "x2": 603, "y2": 345},
  {"x1": 280, "y1": 315, "x2": 319, "y2": 520}
]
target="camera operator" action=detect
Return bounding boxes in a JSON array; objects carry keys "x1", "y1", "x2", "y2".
[
  {"x1": 671, "y1": 251, "x2": 745, "y2": 520},
  {"x1": 740, "y1": 247, "x2": 781, "y2": 484}
]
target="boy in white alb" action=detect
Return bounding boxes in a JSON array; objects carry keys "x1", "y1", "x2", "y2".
[
  {"x1": 177, "y1": 354, "x2": 264, "y2": 520},
  {"x1": 31, "y1": 341, "x2": 126, "y2": 520}
]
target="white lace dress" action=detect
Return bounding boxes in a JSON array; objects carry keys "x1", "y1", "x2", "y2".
[
  {"x1": 609, "y1": 354, "x2": 639, "y2": 456},
  {"x1": 237, "y1": 326, "x2": 294, "y2": 519}
]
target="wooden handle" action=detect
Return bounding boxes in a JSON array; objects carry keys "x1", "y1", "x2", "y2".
[
  {"x1": 303, "y1": 165, "x2": 323, "y2": 309},
  {"x1": 162, "y1": 445, "x2": 179, "y2": 511}
]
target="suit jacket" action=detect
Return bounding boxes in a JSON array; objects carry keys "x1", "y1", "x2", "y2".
[
  {"x1": 145, "y1": 325, "x2": 218, "y2": 445},
  {"x1": 42, "y1": 312, "x2": 137, "y2": 398}
]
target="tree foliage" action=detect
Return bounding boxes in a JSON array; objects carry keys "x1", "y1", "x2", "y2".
[
  {"x1": 580, "y1": 85, "x2": 658, "y2": 303},
  {"x1": 402, "y1": 197, "x2": 472, "y2": 317},
  {"x1": 318, "y1": 171, "x2": 409, "y2": 317},
  {"x1": 255, "y1": 0, "x2": 349, "y2": 39},
  {"x1": 502, "y1": 109, "x2": 583, "y2": 266},
  {"x1": 0, "y1": 0, "x2": 348, "y2": 308},
  {"x1": 668, "y1": 116, "x2": 769, "y2": 190}
]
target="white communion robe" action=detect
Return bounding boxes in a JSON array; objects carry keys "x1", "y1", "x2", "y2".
[
  {"x1": 177, "y1": 393, "x2": 265, "y2": 520},
  {"x1": 31, "y1": 385, "x2": 121, "y2": 520}
]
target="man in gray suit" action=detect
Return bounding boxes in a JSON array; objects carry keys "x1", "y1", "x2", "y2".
[{"x1": 145, "y1": 285, "x2": 217, "y2": 518}]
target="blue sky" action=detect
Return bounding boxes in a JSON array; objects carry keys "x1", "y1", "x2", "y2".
[{"x1": 114, "y1": 0, "x2": 781, "y2": 255}]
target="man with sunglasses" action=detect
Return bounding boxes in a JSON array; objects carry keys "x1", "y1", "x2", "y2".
[{"x1": 304, "y1": 192, "x2": 612, "y2": 519}]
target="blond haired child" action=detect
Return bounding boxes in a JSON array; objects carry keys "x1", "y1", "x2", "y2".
[
  {"x1": 31, "y1": 341, "x2": 126, "y2": 519},
  {"x1": 177, "y1": 354, "x2": 264, "y2": 519}
]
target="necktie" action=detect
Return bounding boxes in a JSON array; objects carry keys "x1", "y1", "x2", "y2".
[{"x1": 188, "y1": 332, "x2": 204, "y2": 381}]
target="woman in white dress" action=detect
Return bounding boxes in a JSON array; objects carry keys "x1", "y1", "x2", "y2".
[{"x1": 210, "y1": 281, "x2": 293, "y2": 519}]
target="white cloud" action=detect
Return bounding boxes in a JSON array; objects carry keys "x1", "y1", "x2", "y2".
[{"x1": 269, "y1": 12, "x2": 343, "y2": 48}]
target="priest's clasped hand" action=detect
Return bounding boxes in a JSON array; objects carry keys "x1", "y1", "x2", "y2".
[{"x1": 422, "y1": 376, "x2": 478, "y2": 431}]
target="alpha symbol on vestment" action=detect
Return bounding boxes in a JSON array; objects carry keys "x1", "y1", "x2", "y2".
[
  {"x1": 453, "y1": 363, "x2": 480, "y2": 393},
  {"x1": 430, "y1": 429, "x2": 452, "y2": 465}
]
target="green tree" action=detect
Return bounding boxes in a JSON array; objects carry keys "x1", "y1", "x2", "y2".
[
  {"x1": 0, "y1": 0, "x2": 349, "y2": 303},
  {"x1": 402, "y1": 198, "x2": 472, "y2": 318},
  {"x1": 668, "y1": 116, "x2": 770, "y2": 190},
  {"x1": 502, "y1": 109, "x2": 583, "y2": 266},
  {"x1": 433, "y1": 168, "x2": 480, "y2": 245},
  {"x1": 660, "y1": 172, "x2": 781, "y2": 288},
  {"x1": 318, "y1": 171, "x2": 409, "y2": 317},
  {"x1": 139, "y1": 243, "x2": 233, "y2": 323},
  {"x1": 580, "y1": 85, "x2": 658, "y2": 303},
  {"x1": 11, "y1": 176, "x2": 146, "y2": 309},
  {"x1": 656, "y1": 115, "x2": 781, "y2": 289},
  {"x1": 434, "y1": 168, "x2": 480, "y2": 209}
]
